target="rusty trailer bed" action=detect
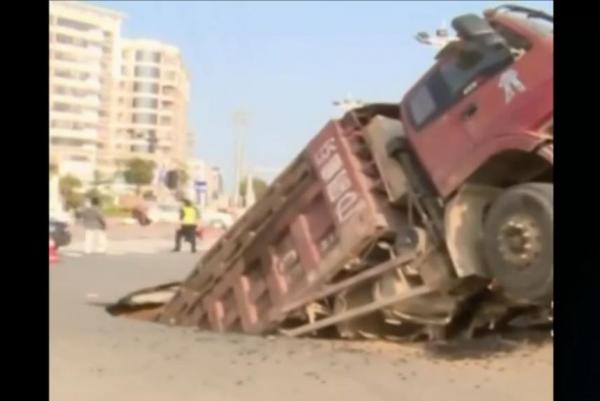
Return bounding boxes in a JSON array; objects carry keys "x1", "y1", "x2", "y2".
[{"x1": 157, "y1": 111, "x2": 408, "y2": 334}]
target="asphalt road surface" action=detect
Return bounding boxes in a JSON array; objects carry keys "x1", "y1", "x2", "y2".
[{"x1": 50, "y1": 250, "x2": 552, "y2": 401}]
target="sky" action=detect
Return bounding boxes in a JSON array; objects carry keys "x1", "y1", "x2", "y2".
[{"x1": 91, "y1": 0, "x2": 552, "y2": 189}]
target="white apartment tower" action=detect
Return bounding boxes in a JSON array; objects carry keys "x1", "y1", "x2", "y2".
[
  {"x1": 49, "y1": 1, "x2": 123, "y2": 182},
  {"x1": 49, "y1": 1, "x2": 191, "y2": 185},
  {"x1": 113, "y1": 39, "x2": 191, "y2": 173}
]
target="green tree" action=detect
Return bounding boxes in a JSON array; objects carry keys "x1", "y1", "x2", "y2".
[
  {"x1": 178, "y1": 169, "x2": 189, "y2": 187},
  {"x1": 85, "y1": 188, "x2": 114, "y2": 208},
  {"x1": 59, "y1": 174, "x2": 84, "y2": 210},
  {"x1": 123, "y1": 158, "x2": 155, "y2": 194},
  {"x1": 59, "y1": 174, "x2": 81, "y2": 196},
  {"x1": 142, "y1": 190, "x2": 156, "y2": 201},
  {"x1": 239, "y1": 177, "x2": 268, "y2": 201}
]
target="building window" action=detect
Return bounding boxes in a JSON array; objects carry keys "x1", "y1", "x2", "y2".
[
  {"x1": 56, "y1": 17, "x2": 94, "y2": 31},
  {"x1": 56, "y1": 34, "x2": 87, "y2": 48},
  {"x1": 54, "y1": 86, "x2": 68, "y2": 95},
  {"x1": 163, "y1": 86, "x2": 176, "y2": 96},
  {"x1": 132, "y1": 113, "x2": 158, "y2": 124},
  {"x1": 135, "y1": 50, "x2": 162, "y2": 63},
  {"x1": 51, "y1": 138, "x2": 88, "y2": 147},
  {"x1": 133, "y1": 82, "x2": 159, "y2": 94},
  {"x1": 406, "y1": 84, "x2": 436, "y2": 128},
  {"x1": 133, "y1": 98, "x2": 159, "y2": 109},
  {"x1": 160, "y1": 116, "x2": 172, "y2": 125},
  {"x1": 130, "y1": 145, "x2": 149, "y2": 153},
  {"x1": 54, "y1": 51, "x2": 78, "y2": 62},
  {"x1": 52, "y1": 102, "x2": 76, "y2": 112},
  {"x1": 134, "y1": 65, "x2": 160, "y2": 79},
  {"x1": 56, "y1": 34, "x2": 74, "y2": 45}
]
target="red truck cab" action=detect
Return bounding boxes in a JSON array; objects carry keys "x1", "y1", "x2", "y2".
[
  {"x1": 384, "y1": 6, "x2": 554, "y2": 304},
  {"x1": 401, "y1": 6, "x2": 553, "y2": 198}
]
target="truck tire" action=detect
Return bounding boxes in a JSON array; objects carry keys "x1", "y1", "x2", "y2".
[{"x1": 482, "y1": 183, "x2": 553, "y2": 304}]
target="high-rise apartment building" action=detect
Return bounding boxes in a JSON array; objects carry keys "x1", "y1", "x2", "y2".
[
  {"x1": 112, "y1": 39, "x2": 191, "y2": 173},
  {"x1": 49, "y1": 1, "x2": 123, "y2": 182},
  {"x1": 49, "y1": 1, "x2": 191, "y2": 185}
]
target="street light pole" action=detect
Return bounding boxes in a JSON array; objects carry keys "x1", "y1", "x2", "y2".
[{"x1": 232, "y1": 110, "x2": 248, "y2": 208}]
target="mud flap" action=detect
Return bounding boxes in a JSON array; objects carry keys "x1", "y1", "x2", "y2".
[{"x1": 444, "y1": 185, "x2": 501, "y2": 278}]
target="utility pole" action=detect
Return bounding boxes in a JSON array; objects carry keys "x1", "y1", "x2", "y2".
[
  {"x1": 244, "y1": 165, "x2": 256, "y2": 208},
  {"x1": 232, "y1": 110, "x2": 249, "y2": 208}
]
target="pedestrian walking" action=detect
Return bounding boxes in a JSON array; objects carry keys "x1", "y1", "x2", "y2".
[
  {"x1": 81, "y1": 197, "x2": 107, "y2": 254},
  {"x1": 172, "y1": 199, "x2": 199, "y2": 253}
]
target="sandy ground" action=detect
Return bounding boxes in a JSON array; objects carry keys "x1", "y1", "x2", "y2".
[{"x1": 50, "y1": 249, "x2": 552, "y2": 401}]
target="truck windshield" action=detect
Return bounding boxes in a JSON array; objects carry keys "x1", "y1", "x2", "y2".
[
  {"x1": 493, "y1": 4, "x2": 553, "y2": 35},
  {"x1": 498, "y1": 9, "x2": 553, "y2": 37},
  {"x1": 525, "y1": 18, "x2": 553, "y2": 36}
]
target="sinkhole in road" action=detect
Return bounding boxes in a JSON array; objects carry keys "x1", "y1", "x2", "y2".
[
  {"x1": 103, "y1": 282, "x2": 552, "y2": 353},
  {"x1": 105, "y1": 281, "x2": 179, "y2": 322}
]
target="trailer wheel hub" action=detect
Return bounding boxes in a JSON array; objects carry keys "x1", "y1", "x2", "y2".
[{"x1": 497, "y1": 215, "x2": 542, "y2": 269}]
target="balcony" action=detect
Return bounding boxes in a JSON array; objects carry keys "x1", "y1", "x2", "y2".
[
  {"x1": 50, "y1": 127, "x2": 98, "y2": 142},
  {"x1": 115, "y1": 138, "x2": 148, "y2": 148},
  {"x1": 50, "y1": 60, "x2": 102, "y2": 78},
  {"x1": 50, "y1": 41, "x2": 102, "y2": 60},
  {"x1": 81, "y1": 111, "x2": 100, "y2": 123},
  {"x1": 87, "y1": 29, "x2": 105, "y2": 42},
  {"x1": 51, "y1": 95, "x2": 101, "y2": 111},
  {"x1": 88, "y1": 47, "x2": 104, "y2": 59},
  {"x1": 81, "y1": 79, "x2": 102, "y2": 90},
  {"x1": 51, "y1": 24, "x2": 104, "y2": 42},
  {"x1": 50, "y1": 110, "x2": 79, "y2": 121},
  {"x1": 78, "y1": 95, "x2": 102, "y2": 108},
  {"x1": 51, "y1": 77, "x2": 101, "y2": 92}
]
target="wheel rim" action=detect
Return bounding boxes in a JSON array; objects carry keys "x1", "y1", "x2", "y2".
[{"x1": 497, "y1": 213, "x2": 543, "y2": 269}]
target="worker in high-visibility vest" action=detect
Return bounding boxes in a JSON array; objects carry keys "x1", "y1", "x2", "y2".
[{"x1": 172, "y1": 199, "x2": 199, "y2": 253}]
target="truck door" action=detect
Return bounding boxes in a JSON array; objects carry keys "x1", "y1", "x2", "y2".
[
  {"x1": 460, "y1": 22, "x2": 553, "y2": 145},
  {"x1": 402, "y1": 43, "x2": 514, "y2": 196}
]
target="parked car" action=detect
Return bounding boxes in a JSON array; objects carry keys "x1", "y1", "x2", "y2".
[
  {"x1": 196, "y1": 209, "x2": 234, "y2": 240},
  {"x1": 146, "y1": 204, "x2": 181, "y2": 224},
  {"x1": 49, "y1": 209, "x2": 74, "y2": 226},
  {"x1": 201, "y1": 209, "x2": 234, "y2": 229},
  {"x1": 49, "y1": 218, "x2": 71, "y2": 248}
]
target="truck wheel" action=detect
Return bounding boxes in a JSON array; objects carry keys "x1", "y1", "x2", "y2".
[{"x1": 482, "y1": 183, "x2": 553, "y2": 304}]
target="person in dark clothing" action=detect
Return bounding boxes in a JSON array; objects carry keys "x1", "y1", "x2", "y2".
[
  {"x1": 80, "y1": 197, "x2": 107, "y2": 254},
  {"x1": 172, "y1": 199, "x2": 199, "y2": 253}
]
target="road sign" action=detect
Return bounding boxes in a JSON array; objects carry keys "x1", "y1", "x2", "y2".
[{"x1": 194, "y1": 180, "x2": 207, "y2": 192}]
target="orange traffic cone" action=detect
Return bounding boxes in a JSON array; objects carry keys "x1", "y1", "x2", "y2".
[{"x1": 49, "y1": 238, "x2": 59, "y2": 265}]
